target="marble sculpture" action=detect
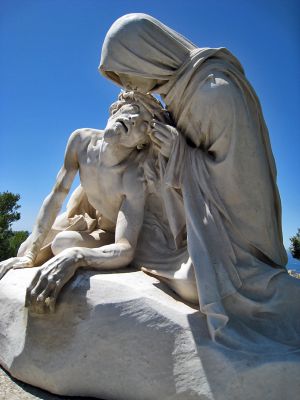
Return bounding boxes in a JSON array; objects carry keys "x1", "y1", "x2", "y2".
[{"x1": 0, "y1": 12, "x2": 300, "y2": 400}]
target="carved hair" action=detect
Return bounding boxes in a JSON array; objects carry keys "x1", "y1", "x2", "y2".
[
  {"x1": 109, "y1": 91, "x2": 171, "y2": 188},
  {"x1": 109, "y1": 90, "x2": 172, "y2": 126}
]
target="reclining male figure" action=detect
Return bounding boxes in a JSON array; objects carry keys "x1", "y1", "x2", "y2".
[{"x1": 0, "y1": 91, "x2": 170, "y2": 313}]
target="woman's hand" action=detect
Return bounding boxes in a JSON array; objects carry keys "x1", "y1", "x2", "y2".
[
  {"x1": 25, "y1": 248, "x2": 82, "y2": 314},
  {"x1": 149, "y1": 120, "x2": 178, "y2": 158},
  {"x1": 0, "y1": 255, "x2": 34, "y2": 279}
]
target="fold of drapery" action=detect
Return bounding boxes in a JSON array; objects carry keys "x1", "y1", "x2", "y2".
[
  {"x1": 163, "y1": 48, "x2": 287, "y2": 268},
  {"x1": 163, "y1": 135, "x2": 296, "y2": 347}
]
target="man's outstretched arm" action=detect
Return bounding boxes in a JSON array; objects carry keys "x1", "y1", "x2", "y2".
[
  {"x1": 25, "y1": 190, "x2": 145, "y2": 314},
  {"x1": 0, "y1": 131, "x2": 80, "y2": 278}
]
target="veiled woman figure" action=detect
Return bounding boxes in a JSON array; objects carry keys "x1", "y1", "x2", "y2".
[{"x1": 99, "y1": 13, "x2": 300, "y2": 351}]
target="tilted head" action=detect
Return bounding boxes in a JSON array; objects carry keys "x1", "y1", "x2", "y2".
[
  {"x1": 104, "y1": 90, "x2": 171, "y2": 149},
  {"x1": 99, "y1": 13, "x2": 196, "y2": 93}
]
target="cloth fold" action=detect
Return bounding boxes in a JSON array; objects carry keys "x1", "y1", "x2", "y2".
[{"x1": 99, "y1": 14, "x2": 298, "y2": 350}]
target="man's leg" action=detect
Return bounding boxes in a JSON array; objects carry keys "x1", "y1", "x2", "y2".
[{"x1": 51, "y1": 230, "x2": 114, "y2": 255}]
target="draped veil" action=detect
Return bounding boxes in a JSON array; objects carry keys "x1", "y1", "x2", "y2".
[{"x1": 100, "y1": 13, "x2": 300, "y2": 351}]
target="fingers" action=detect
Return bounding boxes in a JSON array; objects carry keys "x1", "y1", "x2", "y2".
[
  {"x1": 25, "y1": 269, "x2": 49, "y2": 313},
  {"x1": 0, "y1": 258, "x2": 16, "y2": 279},
  {"x1": 151, "y1": 131, "x2": 170, "y2": 144},
  {"x1": 25, "y1": 269, "x2": 42, "y2": 308},
  {"x1": 149, "y1": 132, "x2": 162, "y2": 148},
  {"x1": 149, "y1": 130, "x2": 170, "y2": 155},
  {"x1": 0, "y1": 256, "x2": 32, "y2": 280},
  {"x1": 36, "y1": 280, "x2": 59, "y2": 314},
  {"x1": 38, "y1": 281, "x2": 55, "y2": 301},
  {"x1": 151, "y1": 124, "x2": 172, "y2": 142},
  {"x1": 13, "y1": 257, "x2": 33, "y2": 270},
  {"x1": 27, "y1": 269, "x2": 42, "y2": 294},
  {"x1": 48, "y1": 284, "x2": 63, "y2": 313},
  {"x1": 149, "y1": 132, "x2": 168, "y2": 156},
  {"x1": 149, "y1": 120, "x2": 177, "y2": 158},
  {"x1": 151, "y1": 120, "x2": 177, "y2": 136},
  {"x1": 0, "y1": 264, "x2": 10, "y2": 279},
  {"x1": 25, "y1": 256, "x2": 76, "y2": 314},
  {"x1": 151, "y1": 119, "x2": 168, "y2": 132},
  {"x1": 26, "y1": 273, "x2": 62, "y2": 314}
]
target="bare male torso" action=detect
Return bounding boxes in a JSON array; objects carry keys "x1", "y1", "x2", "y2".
[{"x1": 76, "y1": 128, "x2": 144, "y2": 233}]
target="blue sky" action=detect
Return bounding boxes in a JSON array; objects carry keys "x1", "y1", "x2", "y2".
[{"x1": 0, "y1": 0, "x2": 299, "y2": 248}]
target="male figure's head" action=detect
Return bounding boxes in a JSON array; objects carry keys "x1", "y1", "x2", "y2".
[{"x1": 104, "y1": 91, "x2": 170, "y2": 149}]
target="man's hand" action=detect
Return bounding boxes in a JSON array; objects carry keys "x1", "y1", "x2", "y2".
[
  {"x1": 25, "y1": 248, "x2": 81, "y2": 314},
  {"x1": 149, "y1": 120, "x2": 178, "y2": 158},
  {"x1": 0, "y1": 255, "x2": 34, "y2": 279}
]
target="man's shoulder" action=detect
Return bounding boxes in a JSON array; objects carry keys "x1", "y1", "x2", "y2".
[
  {"x1": 69, "y1": 128, "x2": 104, "y2": 142},
  {"x1": 66, "y1": 129, "x2": 104, "y2": 153}
]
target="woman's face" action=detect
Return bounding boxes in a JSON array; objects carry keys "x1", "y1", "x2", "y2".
[{"x1": 118, "y1": 73, "x2": 158, "y2": 93}]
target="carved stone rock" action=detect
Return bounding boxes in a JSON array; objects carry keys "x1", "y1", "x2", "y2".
[{"x1": 0, "y1": 268, "x2": 299, "y2": 400}]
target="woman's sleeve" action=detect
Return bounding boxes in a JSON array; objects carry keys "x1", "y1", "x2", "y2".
[{"x1": 189, "y1": 73, "x2": 238, "y2": 163}]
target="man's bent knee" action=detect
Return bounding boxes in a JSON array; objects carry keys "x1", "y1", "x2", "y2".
[{"x1": 51, "y1": 231, "x2": 102, "y2": 255}]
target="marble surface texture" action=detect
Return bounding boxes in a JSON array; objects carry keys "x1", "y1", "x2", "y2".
[{"x1": 1, "y1": 268, "x2": 299, "y2": 400}]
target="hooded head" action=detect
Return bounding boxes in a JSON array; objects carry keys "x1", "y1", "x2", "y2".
[{"x1": 99, "y1": 13, "x2": 196, "y2": 92}]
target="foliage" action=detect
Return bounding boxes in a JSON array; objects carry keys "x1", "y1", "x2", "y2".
[
  {"x1": 8, "y1": 230, "x2": 29, "y2": 258},
  {"x1": 0, "y1": 192, "x2": 21, "y2": 231},
  {"x1": 0, "y1": 192, "x2": 29, "y2": 261},
  {"x1": 289, "y1": 229, "x2": 300, "y2": 260}
]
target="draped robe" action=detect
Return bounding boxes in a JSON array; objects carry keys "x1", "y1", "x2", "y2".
[{"x1": 99, "y1": 13, "x2": 300, "y2": 351}]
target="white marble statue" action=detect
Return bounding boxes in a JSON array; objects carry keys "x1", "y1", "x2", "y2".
[
  {"x1": 99, "y1": 13, "x2": 300, "y2": 351},
  {"x1": 1, "y1": 14, "x2": 300, "y2": 400},
  {"x1": 0, "y1": 91, "x2": 195, "y2": 313},
  {"x1": 0, "y1": 13, "x2": 299, "y2": 354}
]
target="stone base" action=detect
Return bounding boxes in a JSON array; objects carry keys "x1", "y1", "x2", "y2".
[{"x1": 0, "y1": 268, "x2": 299, "y2": 400}]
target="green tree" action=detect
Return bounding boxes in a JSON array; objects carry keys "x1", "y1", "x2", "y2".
[
  {"x1": 289, "y1": 229, "x2": 300, "y2": 260},
  {"x1": 0, "y1": 191, "x2": 29, "y2": 261},
  {"x1": 8, "y1": 230, "x2": 29, "y2": 258},
  {"x1": 0, "y1": 192, "x2": 21, "y2": 231}
]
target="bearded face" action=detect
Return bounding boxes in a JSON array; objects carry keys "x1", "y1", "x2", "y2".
[{"x1": 104, "y1": 101, "x2": 151, "y2": 148}]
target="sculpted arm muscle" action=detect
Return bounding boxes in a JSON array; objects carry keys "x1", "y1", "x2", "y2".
[
  {"x1": 25, "y1": 131, "x2": 81, "y2": 262},
  {"x1": 0, "y1": 130, "x2": 81, "y2": 278}
]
